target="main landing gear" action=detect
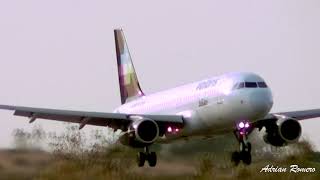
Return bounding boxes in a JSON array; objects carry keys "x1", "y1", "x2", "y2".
[
  {"x1": 137, "y1": 146, "x2": 157, "y2": 167},
  {"x1": 231, "y1": 121, "x2": 253, "y2": 166}
]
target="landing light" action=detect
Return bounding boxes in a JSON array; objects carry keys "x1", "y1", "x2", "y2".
[
  {"x1": 167, "y1": 126, "x2": 180, "y2": 133},
  {"x1": 237, "y1": 121, "x2": 251, "y2": 130},
  {"x1": 239, "y1": 122, "x2": 245, "y2": 128}
]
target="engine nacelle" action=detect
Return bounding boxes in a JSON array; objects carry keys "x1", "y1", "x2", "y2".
[
  {"x1": 130, "y1": 118, "x2": 159, "y2": 144},
  {"x1": 119, "y1": 116, "x2": 159, "y2": 147},
  {"x1": 263, "y1": 117, "x2": 302, "y2": 146},
  {"x1": 277, "y1": 118, "x2": 302, "y2": 143}
]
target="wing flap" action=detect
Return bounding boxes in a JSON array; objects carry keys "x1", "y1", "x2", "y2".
[
  {"x1": 0, "y1": 105, "x2": 184, "y2": 131},
  {"x1": 11, "y1": 107, "x2": 129, "y2": 129}
]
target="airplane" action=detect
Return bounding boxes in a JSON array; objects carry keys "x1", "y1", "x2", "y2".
[{"x1": 0, "y1": 29, "x2": 320, "y2": 167}]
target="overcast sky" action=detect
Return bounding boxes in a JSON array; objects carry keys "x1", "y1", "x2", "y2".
[{"x1": 0, "y1": 0, "x2": 319, "y2": 149}]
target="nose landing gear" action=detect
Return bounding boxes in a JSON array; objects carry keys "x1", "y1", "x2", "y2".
[
  {"x1": 231, "y1": 121, "x2": 253, "y2": 166},
  {"x1": 136, "y1": 146, "x2": 157, "y2": 167}
]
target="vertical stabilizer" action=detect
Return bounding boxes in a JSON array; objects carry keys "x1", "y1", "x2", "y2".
[{"x1": 114, "y1": 29, "x2": 144, "y2": 104}]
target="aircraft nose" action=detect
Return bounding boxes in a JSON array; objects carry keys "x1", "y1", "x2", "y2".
[{"x1": 249, "y1": 90, "x2": 273, "y2": 116}]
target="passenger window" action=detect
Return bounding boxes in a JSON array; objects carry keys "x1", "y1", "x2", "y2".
[
  {"x1": 238, "y1": 82, "x2": 245, "y2": 89},
  {"x1": 258, "y1": 82, "x2": 268, "y2": 88},
  {"x1": 245, "y1": 82, "x2": 257, "y2": 88}
]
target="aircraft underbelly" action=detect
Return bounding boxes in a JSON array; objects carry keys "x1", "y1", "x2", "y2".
[
  {"x1": 192, "y1": 97, "x2": 254, "y2": 135},
  {"x1": 195, "y1": 103, "x2": 233, "y2": 132}
]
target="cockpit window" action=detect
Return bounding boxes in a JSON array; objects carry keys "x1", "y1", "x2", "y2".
[
  {"x1": 232, "y1": 83, "x2": 239, "y2": 90},
  {"x1": 258, "y1": 82, "x2": 268, "y2": 88},
  {"x1": 237, "y1": 82, "x2": 245, "y2": 89},
  {"x1": 245, "y1": 82, "x2": 257, "y2": 88},
  {"x1": 234, "y1": 81, "x2": 268, "y2": 91}
]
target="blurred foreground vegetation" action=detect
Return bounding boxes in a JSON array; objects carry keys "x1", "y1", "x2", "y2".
[{"x1": 0, "y1": 125, "x2": 319, "y2": 180}]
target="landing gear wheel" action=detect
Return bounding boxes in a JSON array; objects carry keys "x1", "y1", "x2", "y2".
[
  {"x1": 136, "y1": 152, "x2": 146, "y2": 167},
  {"x1": 136, "y1": 147, "x2": 158, "y2": 167},
  {"x1": 147, "y1": 152, "x2": 157, "y2": 167},
  {"x1": 241, "y1": 151, "x2": 252, "y2": 165},
  {"x1": 231, "y1": 151, "x2": 241, "y2": 166},
  {"x1": 246, "y1": 142, "x2": 252, "y2": 152},
  {"x1": 232, "y1": 123, "x2": 253, "y2": 166}
]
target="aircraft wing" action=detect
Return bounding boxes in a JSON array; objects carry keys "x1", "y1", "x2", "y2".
[
  {"x1": 272, "y1": 109, "x2": 320, "y2": 120},
  {"x1": 0, "y1": 105, "x2": 184, "y2": 132},
  {"x1": 259, "y1": 109, "x2": 320, "y2": 121},
  {"x1": 254, "y1": 109, "x2": 320, "y2": 129}
]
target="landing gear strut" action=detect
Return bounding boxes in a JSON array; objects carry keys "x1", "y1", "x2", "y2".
[
  {"x1": 231, "y1": 121, "x2": 252, "y2": 166},
  {"x1": 136, "y1": 146, "x2": 157, "y2": 167}
]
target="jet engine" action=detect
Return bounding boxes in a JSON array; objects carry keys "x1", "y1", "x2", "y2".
[
  {"x1": 120, "y1": 116, "x2": 159, "y2": 147},
  {"x1": 263, "y1": 117, "x2": 302, "y2": 147}
]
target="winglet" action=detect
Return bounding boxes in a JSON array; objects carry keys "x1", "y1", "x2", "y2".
[{"x1": 114, "y1": 29, "x2": 145, "y2": 104}]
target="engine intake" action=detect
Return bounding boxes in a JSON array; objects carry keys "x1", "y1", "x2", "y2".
[
  {"x1": 263, "y1": 117, "x2": 301, "y2": 146},
  {"x1": 277, "y1": 118, "x2": 301, "y2": 143},
  {"x1": 119, "y1": 116, "x2": 159, "y2": 147},
  {"x1": 132, "y1": 118, "x2": 159, "y2": 144}
]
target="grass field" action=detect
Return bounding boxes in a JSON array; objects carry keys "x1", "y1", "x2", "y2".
[{"x1": 0, "y1": 126, "x2": 318, "y2": 180}]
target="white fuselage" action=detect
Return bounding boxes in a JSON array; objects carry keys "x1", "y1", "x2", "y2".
[{"x1": 115, "y1": 72, "x2": 274, "y2": 140}]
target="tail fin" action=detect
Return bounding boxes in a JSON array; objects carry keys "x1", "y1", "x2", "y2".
[{"x1": 114, "y1": 29, "x2": 145, "y2": 104}]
